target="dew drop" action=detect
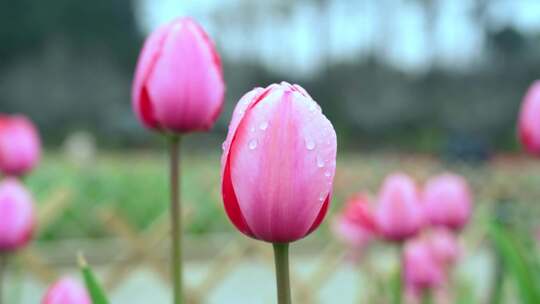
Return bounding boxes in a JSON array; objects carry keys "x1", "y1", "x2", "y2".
[
  {"x1": 309, "y1": 103, "x2": 316, "y2": 112},
  {"x1": 305, "y1": 138, "x2": 316, "y2": 151},
  {"x1": 222, "y1": 142, "x2": 227, "y2": 151},
  {"x1": 250, "y1": 126, "x2": 255, "y2": 133},
  {"x1": 316, "y1": 155, "x2": 325, "y2": 168},
  {"x1": 319, "y1": 192, "x2": 326, "y2": 202},
  {"x1": 259, "y1": 121, "x2": 268, "y2": 131},
  {"x1": 248, "y1": 139, "x2": 258, "y2": 150},
  {"x1": 324, "y1": 171, "x2": 331, "y2": 178}
]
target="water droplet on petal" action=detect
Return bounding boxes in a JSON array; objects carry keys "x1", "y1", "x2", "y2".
[
  {"x1": 317, "y1": 156, "x2": 325, "y2": 168},
  {"x1": 222, "y1": 142, "x2": 227, "y2": 150},
  {"x1": 248, "y1": 139, "x2": 258, "y2": 150},
  {"x1": 309, "y1": 103, "x2": 316, "y2": 112},
  {"x1": 259, "y1": 121, "x2": 268, "y2": 131},
  {"x1": 324, "y1": 171, "x2": 331, "y2": 178},
  {"x1": 319, "y1": 192, "x2": 326, "y2": 202},
  {"x1": 305, "y1": 138, "x2": 316, "y2": 151},
  {"x1": 250, "y1": 127, "x2": 255, "y2": 133}
]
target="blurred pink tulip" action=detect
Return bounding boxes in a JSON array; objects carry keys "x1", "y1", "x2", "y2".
[
  {"x1": 132, "y1": 17, "x2": 225, "y2": 134},
  {"x1": 423, "y1": 173, "x2": 472, "y2": 231},
  {"x1": 404, "y1": 238, "x2": 444, "y2": 294},
  {"x1": 374, "y1": 173, "x2": 424, "y2": 242},
  {"x1": 518, "y1": 80, "x2": 540, "y2": 155},
  {"x1": 221, "y1": 82, "x2": 337, "y2": 243},
  {"x1": 42, "y1": 277, "x2": 91, "y2": 304},
  {"x1": 333, "y1": 193, "x2": 377, "y2": 249},
  {"x1": 0, "y1": 178, "x2": 35, "y2": 252},
  {"x1": 427, "y1": 228, "x2": 460, "y2": 267},
  {"x1": 0, "y1": 114, "x2": 41, "y2": 176}
]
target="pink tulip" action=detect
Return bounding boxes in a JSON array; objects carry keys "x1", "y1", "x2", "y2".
[
  {"x1": 221, "y1": 82, "x2": 337, "y2": 243},
  {"x1": 0, "y1": 114, "x2": 41, "y2": 176},
  {"x1": 42, "y1": 277, "x2": 91, "y2": 304},
  {"x1": 518, "y1": 80, "x2": 540, "y2": 155},
  {"x1": 423, "y1": 173, "x2": 472, "y2": 231},
  {"x1": 427, "y1": 228, "x2": 460, "y2": 267},
  {"x1": 333, "y1": 193, "x2": 377, "y2": 249},
  {"x1": 0, "y1": 178, "x2": 35, "y2": 252},
  {"x1": 132, "y1": 17, "x2": 225, "y2": 134},
  {"x1": 374, "y1": 173, "x2": 424, "y2": 242},
  {"x1": 404, "y1": 238, "x2": 444, "y2": 294}
]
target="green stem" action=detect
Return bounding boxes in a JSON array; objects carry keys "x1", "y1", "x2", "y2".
[
  {"x1": 273, "y1": 243, "x2": 291, "y2": 304},
  {"x1": 392, "y1": 244, "x2": 403, "y2": 304},
  {"x1": 0, "y1": 254, "x2": 7, "y2": 304},
  {"x1": 169, "y1": 136, "x2": 182, "y2": 304},
  {"x1": 421, "y1": 289, "x2": 433, "y2": 304}
]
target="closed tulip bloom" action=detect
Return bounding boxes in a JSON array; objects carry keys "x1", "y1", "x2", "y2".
[
  {"x1": 423, "y1": 173, "x2": 472, "y2": 231},
  {"x1": 375, "y1": 173, "x2": 424, "y2": 242},
  {"x1": 0, "y1": 115, "x2": 41, "y2": 176},
  {"x1": 221, "y1": 82, "x2": 337, "y2": 243},
  {"x1": 42, "y1": 277, "x2": 91, "y2": 304},
  {"x1": 333, "y1": 193, "x2": 377, "y2": 249},
  {"x1": 132, "y1": 17, "x2": 225, "y2": 133},
  {"x1": 404, "y1": 238, "x2": 444, "y2": 294},
  {"x1": 518, "y1": 80, "x2": 540, "y2": 155},
  {"x1": 0, "y1": 178, "x2": 35, "y2": 252},
  {"x1": 428, "y1": 228, "x2": 460, "y2": 267}
]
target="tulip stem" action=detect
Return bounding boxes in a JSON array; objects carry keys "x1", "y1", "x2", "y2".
[
  {"x1": 421, "y1": 289, "x2": 433, "y2": 304},
  {"x1": 273, "y1": 243, "x2": 291, "y2": 304},
  {"x1": 392, "y1": 244, "x2": 403, "y2": 304},
  {"x1": 169, "y1": 136, "x2": 182, "y2": 304},
  {"x1": 0, "y1": 254, "x2": 6, "y2": 304}
]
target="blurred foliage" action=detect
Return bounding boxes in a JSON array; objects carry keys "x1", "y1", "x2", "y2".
[{"x1": 24, "y1": 152, "x2": 540, "y2": 241}]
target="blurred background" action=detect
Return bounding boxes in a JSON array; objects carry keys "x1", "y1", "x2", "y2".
[{"x1": 1, "y1": 0, "x2": 540, "y2": 303}]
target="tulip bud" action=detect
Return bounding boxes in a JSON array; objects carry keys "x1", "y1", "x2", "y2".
[
  {"x1": 0, "y1": 114, "x2": 41, "y2": 176},
  {"x1": 132, "y1": 17, "x2": 225, "y2": 134},
  {"x1": 427, "y1": 228, "x2": 460, "y2": 267},
  {"x1": 333, "y1": 193, "x2": 377, "y2": 249},
  {"x1": 42, "y1": 277, "x2": 91, "y2": 304},
  {"x1": 221, "y1": 82, "x2": 337, "y2": 243},
  {"x1": 404, "y1": 238, "x2": 444, "y2": 294},
  {"x1": 0, "y1": 178, "x2": 35, "y2": 252},
  {"x1": 423, "y1": 173, "x2": 472, "y2": 231},
  {"x1": 518, "y1": 80, "x2": 540, "y2": 156},
  {"x1": 374, "y1": 173, "x2": 424, "y2": 242}
]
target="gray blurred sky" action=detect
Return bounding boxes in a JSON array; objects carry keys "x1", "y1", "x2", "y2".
[{"x1": 135, "y1": 0, "x2": 540, "y2": 77}]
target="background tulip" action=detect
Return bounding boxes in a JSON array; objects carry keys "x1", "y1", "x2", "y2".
[
  {"x1": 374, "y1": 173, "x2": 424, "y2": 242},
  {"x1": 518, "y1": 80, "x2": 540, "y2": 156},
  {"x1": 42, "y1": 277, "x2": 91, "y2": 304},
  {"x1": 423, "y1": 173, "x2": 472, "y2": 231},
  {"x1": 221, "y1": 82, "x2": 337, "y2": 243},
  {"x1": 132, "y1": 17, "x2": 225, "y2": 134},
  {"x1": 404, "y1": 238, "x2": 444, "y2": 295},
  {"x1": 0, "y1": 178, "x2": 35, "y2": 252},
  {"x1": 0, "y1": 115, "x2": 41, "y2": 177},
  {"x1": 333, "y1": 193, "x2": 377, "y2": 249},
  {"x1": 427, "y1": 228, "x2": 460, "y2": 267}
]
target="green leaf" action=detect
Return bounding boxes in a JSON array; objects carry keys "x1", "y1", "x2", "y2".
[
  {"x1": 488, "y1": 222, "x2": 540, "y2": 304},
  {"x1": 78, "y1": 253, "x2": 110, "y2": 304}
]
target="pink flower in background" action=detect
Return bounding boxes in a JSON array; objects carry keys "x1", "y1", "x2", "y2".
[
  {"x1": 42, "y1": 277, "x2": 91, "y2": 304},
  {"x1": 374, "y1": 173, "x2": 424, "y2": 242},
  {"x1": 0, "y1": 178, "x2": 35, "y2": 252},
  {"x1": 404, "y1": 238, "x2": 444, "y2": 295},
  {"x1": 221, "y1": 82, "x2": 337, "y2": 243},
  {"x1": 132, "y1": 17, "x2": 225, "y2": 134},
  {"x1": 518, "y1": 80, "x2": 540, "y2": 156},
  {"x1": 423, "y1": 173, "x2": 472, "y2": 231},
  {"x1": 333, "y1": 193, "x2": 377, "y2": 249},
  {"x1": 427, "y1": 228, "x2": 460, "y2": 267},
  {"x1": 0, "y1": 114, "x2": 41, "y2": 176}
]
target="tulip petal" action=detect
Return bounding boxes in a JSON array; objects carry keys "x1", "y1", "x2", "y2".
[
  {"x1": 147, "y1": 19, "x2": 225, "y2": 132},
  {"x1": 132, "y1": 22, "x2": 171, "y2": 130},
  {"x1": 228, "y1": 86, "x2": 337, "y2": 242}
]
